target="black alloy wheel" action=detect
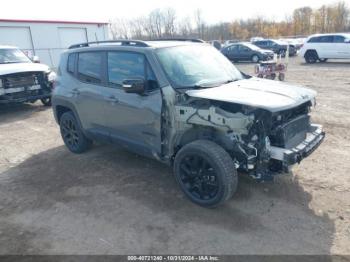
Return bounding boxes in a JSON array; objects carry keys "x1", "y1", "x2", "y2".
[
  {"x1": 60, "y1": 111, "x2": 91, "y2": 153},
  {"x1": 178, "y1": 154, "x2": 219, "y2": 201},
  {"x1": 174, "y1": 140, "x2": 238, "y2": 207}
]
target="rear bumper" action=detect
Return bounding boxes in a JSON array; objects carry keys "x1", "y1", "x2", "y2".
[{"x1": 270, "y1": 124, "x2": 325, "y2": 166}]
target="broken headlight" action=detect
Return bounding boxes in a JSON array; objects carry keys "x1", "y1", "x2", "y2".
[{"x1": 45, "y1": 70, "x2": 57, "y2": 83}]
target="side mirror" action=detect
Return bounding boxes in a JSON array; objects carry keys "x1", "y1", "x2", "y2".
[
  {"x1": 122, "y1": 79, "x2": 145, "y2": 94},
  {"x1": 32, "y1": 56, "x2": 40, "y2": 63}
]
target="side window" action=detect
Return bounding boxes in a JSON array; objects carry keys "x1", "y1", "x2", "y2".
[
  {"x1": 240, "y1": 45, "x2": 250, "y2": 52},
  {"x1": 334, "y1": 35, "x2": 345, "y2": 43},
  {"x1": 228, "y1": 45, "x2": 238, "y2": 52},
  {"x1": 77, "y1": 52, "x2": 103, "y2": 84},
  {"x1": 67, "y1": 53, "x2": 76, "y2": 74},
  {"x1": 319, "y1": 36, "x2": 333, "y2": 43},
  {"x1": 107, "y1": 52, "x2": 145, "y2": 88},
  {"x1": 308, "y1": 37, "x2": 319, "y2": 43}
]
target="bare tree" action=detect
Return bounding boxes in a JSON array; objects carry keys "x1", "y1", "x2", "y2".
[
  {"x1": 109, "y1": 2, "x2": 350, "y2": 41},
  {"x1": 163, "y1": 8, "x2": 176, "y2": 37}
]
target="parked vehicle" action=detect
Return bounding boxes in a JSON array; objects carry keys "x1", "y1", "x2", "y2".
[
  {"x1": 53, "y1": 40, "x2": 325, "y2": 207},
  {"x1": 0, "y1": 46, "x2": 56, "y2": 105},
  {"x1": 250, "y1": 37, "x2": 264, "y2": 43},
  {"x1": 209, "y1": 40, "x2": 222, "y2": 50},
  {"x1": 221, "y1": 42, "x2": 274, "y2": 62},
  {"x1": 299, "y1": 33, "x2": 350, "y2": 63},
  {"x1": 252, "y1": 39, "x2": 297, "y2": 56},
  {"x1": 223, "y1": 39, "x2": 238, "y2": 47},
  {"x1": 279, "y1": 38, "x2": 305, "y2": 50}
]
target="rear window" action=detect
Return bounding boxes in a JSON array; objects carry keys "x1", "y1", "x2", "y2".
[
  {"x1": 334, "y1": 35, "x2": 345, "y2": 43},
  {"x1": 77, "y1": 52, "x2": 103, "y2": 84},
  {"x1": 67, "y1": 53, "x2": 76, "y2": 74}
]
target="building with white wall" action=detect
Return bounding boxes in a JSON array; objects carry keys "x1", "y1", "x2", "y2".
[{"x1": 0, "y1": 19, "x2": 109, "y2": 68}]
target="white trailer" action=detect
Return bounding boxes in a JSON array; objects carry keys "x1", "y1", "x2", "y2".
[{"x1": 0, "y1": 19, "x2": 109, "y2": 68}]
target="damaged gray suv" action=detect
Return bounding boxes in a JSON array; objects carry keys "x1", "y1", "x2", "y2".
[{"x1": 52, "y1": 40, "x2": 325, "y2": 207}]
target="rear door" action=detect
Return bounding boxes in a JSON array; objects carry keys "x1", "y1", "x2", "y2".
[
  {"x1": 72, "y1": 51, "x2": 109, "y2": 140},
  {"x1": 102, "y1": 51, "x2": 162, "y2": 156}
]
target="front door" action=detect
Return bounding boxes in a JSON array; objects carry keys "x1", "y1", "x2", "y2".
[
  {"x1": 333, "y1": 35, "x2": 350, "y2": 59},
  {"x1": 102, "y1": 51, "x2": 162, "y2": 157}
]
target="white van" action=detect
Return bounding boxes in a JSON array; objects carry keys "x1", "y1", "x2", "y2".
[{"x1": 299, "y1": 33, "x2": 350, "y2": 63}]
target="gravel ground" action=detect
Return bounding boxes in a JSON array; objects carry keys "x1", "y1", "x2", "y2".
[{"x1": 0, "y1": 57, "x2": 349, "y2": 255}]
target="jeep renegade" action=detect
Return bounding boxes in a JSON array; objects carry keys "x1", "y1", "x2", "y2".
[{"x1": 52, "y1": 40, "x2": 325, "y2": 207}]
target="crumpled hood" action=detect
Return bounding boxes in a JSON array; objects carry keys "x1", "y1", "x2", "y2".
[
  {"x1": 0, "y1": 62, "x2": 50, "y2": 76},
  {"x1": 186, "y1": 77, "x2": 316, "y2": 112}
]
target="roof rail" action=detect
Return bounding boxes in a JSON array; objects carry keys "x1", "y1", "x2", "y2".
[
  {"x1": 68, "y1": 40, "x2": 149, "y2": 49},
  {"x1": 149, "y1": 38, "x2": 205, "y2": 43}
]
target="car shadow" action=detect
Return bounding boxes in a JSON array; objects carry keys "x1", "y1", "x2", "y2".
[
  {"x1": 0, "y1": 102, "x2": 50, "y2": 125},
  {"x1": 0, "y1": 144, "x2": 335, "y2": 255}
]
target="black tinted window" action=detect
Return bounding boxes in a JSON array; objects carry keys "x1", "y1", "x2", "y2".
[
  {"x1": 334, "y1": 35, "x2": 345, "y2": 43},
  {"x1": 256, "y1": 41, "x2": 266, "y2": 46},
  {"x1": 78, "y1": 52, "x2": 103, "y2": 84},
  {"x1": 319, "y1": 36, "x2": 333, "y2": 43},
  {"x1": 107, "y1": 52, "x2": 145, "y2": 87},
  {"x1": 308, "y1": 37, "x2": 319, "y2": 43},
  {"x1": 67, "y1": 53, "x2": 76, "y2": 74},
  {"x1": 309, "y1": 36, "x2": 334, "y2": 43}
]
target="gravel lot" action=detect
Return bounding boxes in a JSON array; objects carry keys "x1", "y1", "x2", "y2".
[{"x1": 0, "y1": 57, "x2": 349, "y2": 255}]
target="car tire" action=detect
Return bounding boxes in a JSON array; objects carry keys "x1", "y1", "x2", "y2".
[
  {"x1": 41, "y1": 97, "x2": 52, "y2": 106},
  {"x1": 59, "y1": 111, "x2": 92, "y2": 154},
  {"x1": 251, "y1": 55, "x2": 260, "y2": 63},
  {"x1": 278, "y1": 49, "x2": 286, "y2": 57},
  {"x1": 278, "y1": 73, "x2": 285, "y2": 81},
  {"x1": 304, "y1": 50, "x2": 318, "y2": 64},
  {"x1": 173, "y1": 140, "x2": 238, "y2": 208},
  {"x1": 319, "y1": 58, "x2": 328, "y2": 63}
]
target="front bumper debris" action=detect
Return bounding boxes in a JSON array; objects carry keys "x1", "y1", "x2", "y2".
[{"x1": 270, "y1": 124, "x2": 325, "y2": 166}]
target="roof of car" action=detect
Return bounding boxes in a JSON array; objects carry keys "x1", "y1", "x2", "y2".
[
  {"x1": 67, "y1": 39, "x2": 207, "y2": 51},
  {"x1": 308, "y1": 33, "x2": 350, "y2": 38}
]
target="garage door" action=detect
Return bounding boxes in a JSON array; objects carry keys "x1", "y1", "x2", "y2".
[
  {"x1": 58, "y1": 27, "x2": 88, "y2": 48},
  {"x1": 0, "y1": 26, "x2": 33, "y2": 50}
]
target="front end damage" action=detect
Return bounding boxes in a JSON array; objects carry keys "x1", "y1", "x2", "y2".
[
  {"x1": 0, "y1": 71, "x2": 54, "y2": 104},
  {"x1": 169, "y1": 95, "x2": 325, "y2": 182}
]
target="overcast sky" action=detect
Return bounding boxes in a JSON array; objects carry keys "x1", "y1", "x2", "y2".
[{"x1": 2, "y1": 0, "x2": 340, "y2": 24}]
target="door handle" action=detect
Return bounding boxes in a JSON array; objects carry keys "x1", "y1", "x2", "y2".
[{"x1": 105, "y1": 95, "x2": 119, "y2": 103}]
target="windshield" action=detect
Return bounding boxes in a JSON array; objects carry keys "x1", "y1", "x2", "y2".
[
  {"x1": 0, "y1": 49, "x2": 31, "y2": 64},
  {"x1": 156, "y1": 45, "x2": 243, "y2": 89}
]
